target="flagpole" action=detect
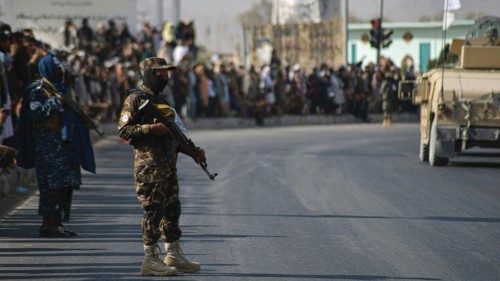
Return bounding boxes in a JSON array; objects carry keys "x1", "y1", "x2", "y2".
[{"x1": 440, "y1": 0, "x2": 449, "y2": 103}]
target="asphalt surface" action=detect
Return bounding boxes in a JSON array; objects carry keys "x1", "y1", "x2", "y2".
[{"x1": 0, "y1": 124, "x2": 499, "y2": 281}]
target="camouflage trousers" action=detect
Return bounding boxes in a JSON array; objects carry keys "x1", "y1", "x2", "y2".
[
  {"x1": 136, "y1": 173, "x2": 182, "y2": 245},
  {"x1": 39, "y1": 187, "x2": 74, "y2": 222},
  {"x1": 33, "y1": 128, "x2": 81, "y2": 222}
]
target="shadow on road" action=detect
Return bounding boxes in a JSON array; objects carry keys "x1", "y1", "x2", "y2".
[
  {"x1": 0, "y1": 263, "x2": 442, "y2": 281},
  {"x1": 182, "y1": 212, "x2": 500, "y2": 223},
  {"x1": 196, "y1": 272, "x2": 441, "y2": 280}
]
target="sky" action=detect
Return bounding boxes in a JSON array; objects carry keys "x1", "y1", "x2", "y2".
[
  {"x1": 139, "y1": 0, "x2": 500, "y2": 53},
  {"x1": 1, "y1": 0, "x2": 500, "y2": 53},
  {"x1": 138, "y1": 0, "x2": 259, "y2": 53}
]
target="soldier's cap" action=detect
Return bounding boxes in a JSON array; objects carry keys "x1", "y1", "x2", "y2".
[{"x1": 141, "y1": 57, "x2": 176, "y2": 72}]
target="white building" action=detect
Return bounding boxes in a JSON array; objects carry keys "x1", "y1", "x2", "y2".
[{"x1": 347, "y1": 20, "x2": 474, "y2": 72}]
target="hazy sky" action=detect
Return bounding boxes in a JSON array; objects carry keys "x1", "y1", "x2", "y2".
[
  {"x1": 139, "y1": 0, "x2": 500, "y2": 53},
  {"x1": 138, "y1": 0, "x2": 259, "y2": 53},
  {"x1": 1, "y1": 0, "x2": 499, "y2": 53}
]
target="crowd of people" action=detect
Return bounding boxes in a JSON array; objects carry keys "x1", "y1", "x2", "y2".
[
  {"x1": 0, "y1": 19, "x2": 418, "y2": 192},
  {"x1": 1, "y1": 18, "x2": 418, "y2": 130},
  {"x1": 241, "y1": 53, "x2": 418, "y2": 124}
]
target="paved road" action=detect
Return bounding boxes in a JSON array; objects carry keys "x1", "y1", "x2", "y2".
[{"x1": 1, "y1": 124, "x2": 499, "y2": 281}]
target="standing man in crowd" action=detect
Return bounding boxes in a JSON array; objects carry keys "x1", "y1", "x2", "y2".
[
  {"x1": 77, "y1": 18, "x2": 94, "y2": 51},
  {"x1": 381, "y1": 68, "x2": 399, "y2": 127},
  {"x1": 118, "y1": 57, "x2": 205, "y2": 277},
  {"x1": 18, "y1": 53, "x2": 95, "y2": 237}
]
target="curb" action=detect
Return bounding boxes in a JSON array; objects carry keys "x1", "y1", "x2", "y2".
[
  {"x1": 183, "y1": 113, "x2": 419, "y2": 130},
  {"x1": 92, "y1": 113, "x2": 419, "y2": 135}
]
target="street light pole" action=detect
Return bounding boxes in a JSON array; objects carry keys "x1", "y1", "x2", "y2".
[
  {"x1": 242, "y1": 23, "x2": 249, "y2": 69},
  {"x1": 173, "y1": 0, "x2": 181, "y2": 24},
  {"x1": 377, "y1": 0, "x2": 384, "y2": 67},
  {"x1": 343, "y1": 0, "x2": 348, "y2": 65}
]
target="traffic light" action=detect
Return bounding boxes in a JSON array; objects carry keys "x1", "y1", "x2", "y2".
[
  {"x1": 382, "y1": 29, "x2": 393, "y2": 48},
  {"x1": 369, "y1": 19, "x2": 381, "y2": 48},
  {"x1": 369, "y1": 18, "x2": 393, "y2": 49}
]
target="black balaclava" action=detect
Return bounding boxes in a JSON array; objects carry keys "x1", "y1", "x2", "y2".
[{"x1": 142, "y1": 69, "x2": 168, "y2": 94}]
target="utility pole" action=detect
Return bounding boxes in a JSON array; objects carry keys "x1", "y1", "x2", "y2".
[
  {"x1": 342, "y1": 0, "x2": 348, "y2": 65},
  {"x1": 277, "y1": 0, "x2": 282, "y2": 59},
  {"x1": 242, "y1": 23, "x2": 249, "y2": 69},
  {"x1": 173, "y1": 0, "x2": 180, "y2": 24},
  {"x1": 377, "y1": 0, "x2": 384, "y2": 67},
  {"x1": 158, "y1": 0, "x2": 163, "y2": 26}
]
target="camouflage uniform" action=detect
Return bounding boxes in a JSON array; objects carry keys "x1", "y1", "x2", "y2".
[
  {"x1": 27, "y1": 79, "x2": 81, "y2": 221},
  {"x1": 118, "y1": 83, "x2": 183, "y2": 245}
]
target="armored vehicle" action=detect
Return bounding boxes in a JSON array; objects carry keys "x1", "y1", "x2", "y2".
[{"x1": 399, "y1": 17, "x2": 500, "y2": 166}]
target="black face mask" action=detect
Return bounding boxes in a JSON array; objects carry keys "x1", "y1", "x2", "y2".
[{"x1": 143, "y1": 70, "x2": 168, "y2": 93}]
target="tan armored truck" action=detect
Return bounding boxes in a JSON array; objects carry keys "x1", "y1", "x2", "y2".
[{"x1": 399, "y1": 17, "x2": 500, "y2": 166}]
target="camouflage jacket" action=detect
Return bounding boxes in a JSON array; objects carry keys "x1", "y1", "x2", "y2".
[
  {"x1": 28, "y1": 78, "x2": 65, "y2": 131},
  {"x1": 118, "y1": 85, "x2": 179, "y2": 183}
]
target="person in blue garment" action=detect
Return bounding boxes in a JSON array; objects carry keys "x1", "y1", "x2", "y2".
[{"x1": 18, "y1": 53, "x2": 95, "y2": 238}]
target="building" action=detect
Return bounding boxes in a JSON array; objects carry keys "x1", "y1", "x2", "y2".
[
  {"x1": 244, "y1": 19, "x2": 344, "y2": 71},
  {"x1": 241, "y1": 0, "x2": 347, "y2": 70},
  {"x1": 271, "y1": 0, "x2": 342, "y2": 24},
  {"x1": 347, "y1": 20, "x2": 474, "y2": 72}
]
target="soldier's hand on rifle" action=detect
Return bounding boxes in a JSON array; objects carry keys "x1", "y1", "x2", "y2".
[
  {"x1": 0, "y1": 109, "x2": 9, "y2": 126},
  {"x1": 149, "y1": 123, "x2": 170, "y2": 136},
  {"x1": 192, "y1": 147, "x2": 206, "y2": 164}
]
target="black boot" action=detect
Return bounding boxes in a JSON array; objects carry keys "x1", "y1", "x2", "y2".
[
  {"x1": 38, "y1": 217, "x2": 51, "y2": 236},
  {"x1": 56, "y1": 222, "x2": 78, "y2": 237},
  {"x1": 54, "y1": 188, "x2": 77, "y2": 236},
  {"x1": 39, "y1": 218, "x2": 72, "y2": 238}
]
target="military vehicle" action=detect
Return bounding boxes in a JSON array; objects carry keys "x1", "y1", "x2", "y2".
[{"x1": 399, "y1": 17, "x2": 500, "y2": 166}]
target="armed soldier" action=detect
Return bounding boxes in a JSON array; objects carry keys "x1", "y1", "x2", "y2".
[
  {"x1": 18, "y1": 53, "x2": 96, "y2": 238},
  {"x1": 118, "y1": 57, "x2": 205, "y2": 277}
]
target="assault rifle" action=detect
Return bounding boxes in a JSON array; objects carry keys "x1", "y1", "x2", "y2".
[
  {"x1": 40, "y1": 78, "x2": 104, "y2": 136},
  {"x1": 138, "y1": 99, "x2": 218, "y2": 180}
]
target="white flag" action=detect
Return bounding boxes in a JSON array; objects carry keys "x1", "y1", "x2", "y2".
[
  {"x1": 443, "y1": 11, "x2": 456, "y2": 30},
  {"x1": 444, "y1": 0, "x2": 461, "y2": 11}
]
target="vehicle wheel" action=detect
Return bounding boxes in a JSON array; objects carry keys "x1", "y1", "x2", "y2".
[
  {"x1": 429, "y1": 119, "x2": 449, "y2": 166},
  {"x1": 419, "y1": 139, "x2": 429, "y2": 162}
]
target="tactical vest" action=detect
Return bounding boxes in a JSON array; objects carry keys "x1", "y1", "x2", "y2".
[
  {"x1": 32, "y1": 79, "x2": 62, "y2": 132},
  {"x1": 127, "y1": 89, "x2": 180, "y2": 161}
]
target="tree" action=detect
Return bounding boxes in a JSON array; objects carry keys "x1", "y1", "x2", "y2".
[{"x1": 239, "y1": 0, "x2": 272, "y2": 26}]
